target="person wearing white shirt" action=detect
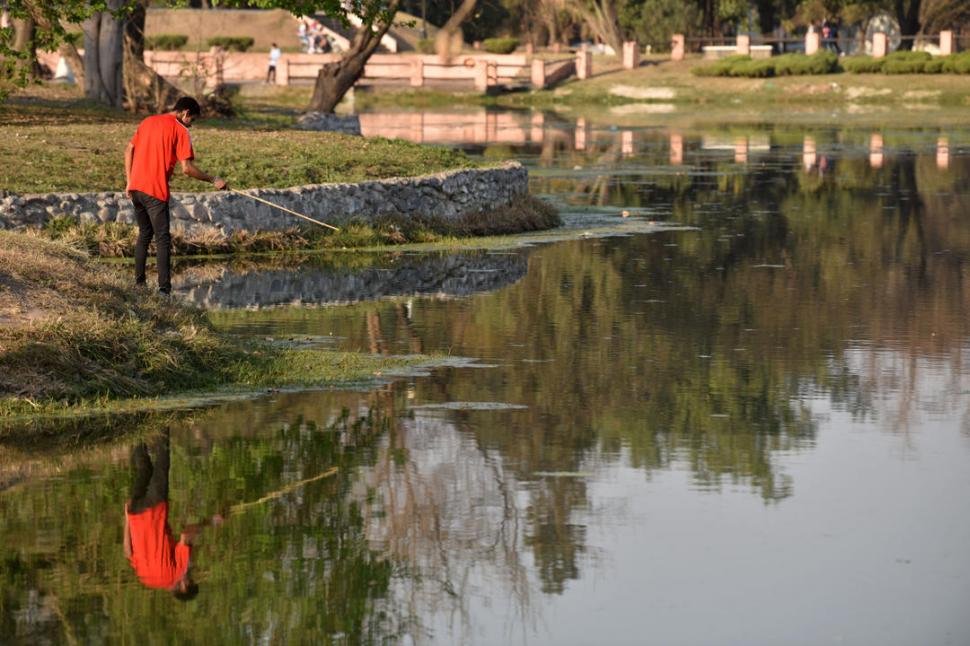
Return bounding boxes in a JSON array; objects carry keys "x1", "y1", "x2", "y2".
[{"x1": 267, "y1": 43, "x2": 282, "y2": 83}]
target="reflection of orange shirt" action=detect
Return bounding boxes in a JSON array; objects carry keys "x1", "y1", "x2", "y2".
[
  {"x1": 127, "y1": 114, "x2": 194, "y2": 202},
  {"x1": 126, "y1": 502, "x2": 190, "y2": 589}
]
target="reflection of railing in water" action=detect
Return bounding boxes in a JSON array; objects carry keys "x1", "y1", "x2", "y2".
[
  {"x1": 174, "y1": 252, "x2": 530, "y2": 309},
  {"x1": 363, "y1": 111, "x2": 957, "y2": 172}
]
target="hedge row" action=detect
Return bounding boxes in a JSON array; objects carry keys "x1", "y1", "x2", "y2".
[
  {"x1": 146, "y1": 34, "x2": 188, "y2": 51},
  {"x1": 692, "y1": 51, "x2": 838, "y2": 77},
  {"x1": 482, "y1": 38, "x2": 519, "y2": 55},
  {"x1": 694, "y1": 49, "x2": 970, "y2": 77},
  {"x1": 206, "y1": 36, "x2": 255, "y2": 52},
  {"x1": 842, "y1": 50, "x2": 970, "y2": 74}
]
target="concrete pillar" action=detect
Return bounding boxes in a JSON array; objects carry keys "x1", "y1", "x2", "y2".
[
  {"x1": 552, "y1": 42, "x2": 562, "y2": 54},
  {"x1": 734, "y1": 137, "x2": 748, "y2": 164},
  {"x1": 575, "y1": 117, "x2": 589, "y2": 151},
  {"x1": 869, "y1": 133, "x2": 884, "y2": 169},
  {"x1": 526, "y1": 42, "x2": 535, "y2": 56},
  {"x1": 473, "y1": 40, "x2": 482, "y2": 50},
  {"x1": 531, "y1": 58, "x2": 546, "y2": 89},
  {"x1": 736, "y1": 34, "x2": 751, "y2": 56},
  {"x1": 474, "y1": 60, "x2": 491, "y2": 91},
  {"x1": 276, "y1": 57, "x2": 289, "y2": 85},
  {"x1": 937, "y1": 137, "x2": 949, "y2": 170},
  {"x1": 670, "y1": 132, "x2": 683, "y2": 165},
  {"x1": 940, "y1": 30, "x2": 954, "y2": 56},
  {"x1": 806, "y1": 32, "x2": 820, "y2": 55},
  {"x1": 671, "y1": 34, "x2": 685, "y2": 61},
  {"x1": 410, "y1": 58, "x2": 424, "y2": 87},
  {"x1": 622, "y1": 41, "x2": 640, "y2": 69},
  {"x1": 576, "y1": 46, "x2": 593, "y2": 80},
  {"x1": 872, "y1": 32, "x2": 888, "y2": 58},
  {"x1": 803, "y1": 136, "x2": 816, "y2": 171}
]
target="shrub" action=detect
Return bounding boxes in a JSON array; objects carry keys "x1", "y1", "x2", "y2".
[
  {"x1": 882, "y1": 50, "x2": 932, "y2": 74},
  {"x1": 923, "y1": 58, "x2": 945, "y2": 73},
  {"x1": 770, "y1": 51, "x2": 837, "y2": 75},
  {"x1": 841, "y1": 56, "x2": 884, "y2": 73},
  {"x1": 945, "y1": 51, "x2": 970, "y2": 73},
  {"x1": 691, "y1": 55, "x2": 751, "y2": 76},
  {"x1": 206, "y1": 36, "x2": 255, "y2": 52},
  {"x1": 146, "y1": 34, "x2": 188, "y2": 51},
  {"x1": 482, "y1": 38, "x2": 519, "y2": 55},
  {"x1": 731, "y1": 58, "x2": 775, "y2": 77},
  {"x1": 416, "y1": 38, "x2": 436, "y2": 54}
]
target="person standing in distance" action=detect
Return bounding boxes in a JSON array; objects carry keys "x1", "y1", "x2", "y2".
[
  {"x1": 267, "y1": 43, "x2": 281, "y2": 83},
  {"x1": 124, "y1": 96, "x2": 228, "y2": 295}
]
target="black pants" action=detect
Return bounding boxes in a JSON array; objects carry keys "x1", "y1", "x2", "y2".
[
  {"x1": 267, "y1": 64, "x2": 276, "y2": 83},
  {"x1": 131, "y1": 190, "x2": 172, "y2": 294},
  {"x1": 129, "y1": 429, "x2": 170, "y2": 514}
]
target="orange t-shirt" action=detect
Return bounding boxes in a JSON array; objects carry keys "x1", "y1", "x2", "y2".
[
  {"x1": 126, "y1": 501, "x2": 191, "y2": 589},
  {"x1": 127, "y1": 113, "x2": 194, "y2": 202}
]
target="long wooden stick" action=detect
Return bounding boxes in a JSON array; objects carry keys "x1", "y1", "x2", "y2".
[{"x1": 229, "y1": 188, "x2": 340, "y2": 232}]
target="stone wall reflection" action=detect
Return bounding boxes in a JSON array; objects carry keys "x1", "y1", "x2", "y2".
[{"x1": 173, "y1": 251, "x2": 529, "y2": 309}]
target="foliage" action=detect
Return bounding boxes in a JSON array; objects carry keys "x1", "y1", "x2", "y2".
[
  {"x1": 206, "y1": 36, "x2": 255, "y2": 52},
  {"x1": 693, "y1": 51, "x2": 839, "y2": 77},
  {"x1": 841, "y1": 54, "x2": 885, "y2": 73},
  {"x1": 619, "y1": 0, "x2": 700, "y2": 52},
  {"x1": 691, "y1": 54, "x2": 752, "y2": 76},
  {"x1": 146, "y1": 33, "x2": 189, "y2": 51},
  {"x1": 0, "y1": 0, "x2": 137, "y2": 97},
  {"x1": 416, "y1": 37, "x2": 436, "y2": 54},
  {"x1": 881, "y1": 49, "x2": 932, "y2": 73},
  {"x1": 842, "y1": 51, "x2": 970, "y2": 74},
  {"x1": 773, "y1": 50, "x2": 838, "y2": 74},
  {"x1": 482, "y1": 37, "x2": 519, "y2": 54}
]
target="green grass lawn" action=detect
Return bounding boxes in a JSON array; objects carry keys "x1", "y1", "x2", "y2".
[{"x1": 0, "y1": 84, "x2": 478, "y2": 194}]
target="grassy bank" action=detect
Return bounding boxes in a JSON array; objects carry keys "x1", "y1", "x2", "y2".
[
  {"x1": 0, "y1": 231, "x2": 436, "y2": 422},
  {"x1": 0, "y1": 92, "x2": 478, "y2": 194}
]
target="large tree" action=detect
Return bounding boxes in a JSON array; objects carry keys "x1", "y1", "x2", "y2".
[
  {"x1": 1, "y1": 0, "x2": 124, "y2": 99},
  {"x1": 224, "y1": 0, "x2": 402, "y2": 113}
]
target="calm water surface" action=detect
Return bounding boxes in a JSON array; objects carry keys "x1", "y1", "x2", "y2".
[{"x1": 3, "y1": 110, "x2": 970, "y2": 645}]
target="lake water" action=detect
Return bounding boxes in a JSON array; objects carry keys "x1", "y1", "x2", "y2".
[{"x1": 3, "y1": 110, "x2": 970, "y2": 645}]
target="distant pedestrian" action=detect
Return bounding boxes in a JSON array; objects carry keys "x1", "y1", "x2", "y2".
[
  {"x1": 124, "y1": 97, "x2": 228, "y2": 295},
  {"x1": 267, "y1": 43, "x2": 281, "y2": 83},
  {"x1": 298, "y1": 20, "x2": 309, "y2": 52}
]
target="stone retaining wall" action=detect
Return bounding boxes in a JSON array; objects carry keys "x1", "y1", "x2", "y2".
[{"x1": 0, "y1": 162, "x2": 528, "y2": 237}]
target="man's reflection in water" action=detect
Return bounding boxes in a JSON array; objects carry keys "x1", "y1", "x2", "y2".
[{"x1": 123, "y1": 428, "x2": 214, "y2": 601}]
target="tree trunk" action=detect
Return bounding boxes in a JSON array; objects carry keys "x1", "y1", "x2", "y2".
[
  {"x1": 122, "y1": 0, "x2": 179, "y2": 113},
  {"x1": 435, "y1": 0, "x2": 477, "y2": 60},
  {"x1": 82, "y1": 0, "x2": 125, "y2": 107},
  {"x1": 12, "y1": 17, "x2": 40, "y2": 80},
  {"x1": 307, "y1": 1, "x2": 401, "y2": 114},
  {"x1": 895, "y1": 0, "x2": 921, "y2": 48}
]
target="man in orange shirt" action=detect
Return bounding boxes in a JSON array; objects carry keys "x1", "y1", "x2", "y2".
[{"x1": 124, "y1": 97, "x2": 228, "y2": 295}]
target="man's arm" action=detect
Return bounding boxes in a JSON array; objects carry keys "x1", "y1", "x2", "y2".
[
  {"x1": 124, "y1": 143, "x2": 135, "y2": 197},
  {"x1": 180, "y1": 159, "x2": 228, "y2": 190}
]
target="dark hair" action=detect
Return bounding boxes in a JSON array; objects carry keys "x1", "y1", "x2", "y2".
[
  {"x1": 173, "y1": 582, "x2": 200, "y2": 602},
  {"x1": 172, "y1": 96, "x2": 201, "y2": 117}
]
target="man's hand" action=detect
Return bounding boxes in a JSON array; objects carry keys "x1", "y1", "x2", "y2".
[{"x1": 213, "y1": 177, "x2": 228, "y2": 191}]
